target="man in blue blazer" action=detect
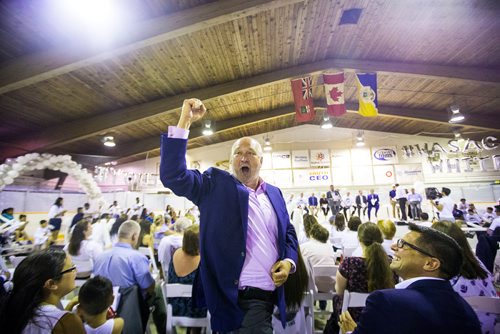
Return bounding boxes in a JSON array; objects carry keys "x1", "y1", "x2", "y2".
[
  {"x1": 339, "y1": 223, "x2": 480, "y2": 334},
  {"x1": 366, "y1": 189, "x2": 379, "y2": 221},
  {"x1": 160, "y1": 98, "x2": 298, "y2": 333}
]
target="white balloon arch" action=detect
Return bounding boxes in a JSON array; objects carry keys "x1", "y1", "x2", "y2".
[{"x1": 0, "y1": 153, "x2": 105, "y2": 205}]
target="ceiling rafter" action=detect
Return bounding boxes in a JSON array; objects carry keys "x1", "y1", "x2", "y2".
[
  {"x1": 0, "y1": 0, "x2": 304, "y2": 94},
  {"x1": 4, "y1": 58, "x2": 499, "y2": 162}
]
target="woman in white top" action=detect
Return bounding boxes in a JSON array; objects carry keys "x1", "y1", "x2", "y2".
[
  {"x1": 65, "y1": 220, "x2": 103, "y2": 278},
  {"x1": 300, "y1": 224, "x2": 336, "y2": 292},
  {"x1": 376, "y1": 219, "x2": 396, "y2": 257},
  {"x1": 48, "y1": 197, "x2": 67, "y2": 243},
  {"x1": 0, "y1": 249, "x2": 85, "y2": 334},
  {"x1": 329, "y1": 213, "x2": 349, "y2": 250}
]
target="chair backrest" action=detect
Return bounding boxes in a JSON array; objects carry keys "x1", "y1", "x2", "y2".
[
  {"x1": 161, "y1": 281, "x2": 211, "y2": 334},
  {"x1": 9, "y1": 255, "x2": 26, "y2": 268},
  {"x1": 464, "y1": 296, "x2": 500, "y2": 314},
  {"x1": 312, "y1": 264, "x2": 338, "y2": 278},
  {"x1": 342, "y1": 247, "x2": 357, "y2": 257},
  {"x1": 340, "y1": 290, "x2": 369, "y2": 313},
  {"x1": 139, "y1": 246, "x2": 159, "y2": 279}
]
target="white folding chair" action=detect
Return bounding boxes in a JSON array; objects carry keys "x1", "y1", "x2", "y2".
[
  {"x1": 339, "y1": 290, "x2": 370, "y2": 334},
  {"x1": 161, "y1": 281, "x2": 211, "y2": 334},
  {"x1": 464, "y1": 296, "x2": 500, "y2": 314},
  {"x1": 308, "y1": 264, "x2": 338, "y2": 333},
  {"x1": 9, "y1": 255, "x2": 26, "y2": 268},
  {"x1": 303, "y1": 289, "x2": 314, "y2": 334},
  {"x1": 139, "y1": 246, "x2": 159, "y2": 281}
]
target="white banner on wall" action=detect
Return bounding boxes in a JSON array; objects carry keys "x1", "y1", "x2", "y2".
[
  {"x1": 262, "y1": 152, "x2": 273, "y2": 170},
  {"x1": 310, "y1": 149, "x2": 330, "y2": 167},
  {"x1": 372, "y1": 146, "x2": 399, "y2": 165},
  {"x1": 373, "y1": 165, "x2": 395, "y2": 185},
  {"x1": 259, "y1": 169, "x2": 275, "y2": 184},
  {"x1": 273, "y1": 169, "x2": 293, "y2": 188},
  {"x1": 331, "y1": 149, "x2": 351, "y2": 167},
  {"x1": 352, "y1": 165, "x2": 374, "y2": 185},
  {"x1": 272, "y1": 151, "x2": 292, "y2": 169},
  {"x1": 351, "y1": 148, "x2": 372, "y2": 166},
  {"x1": 292, "y1": 150, "x2": 310, "y2": 168},
  {"x1": 395, "y1": 164, "x2": 424, "y2": 184},
  {"x1": 331, "y1": 167, "x2": 352, "y2": 186},
  {"x1": 293, "y1": 168, "x2": 331, "y2": 187}
]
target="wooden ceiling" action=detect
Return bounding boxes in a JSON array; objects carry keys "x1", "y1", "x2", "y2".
[{"x1": 0, "y1": 0, "x2": 499, "y2": 168}]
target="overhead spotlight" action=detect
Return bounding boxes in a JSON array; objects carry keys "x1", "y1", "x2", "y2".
[
  {"x1": 320, "y1": 115, "x2": 333, "y2": 129},
  {"x1": 448, "y1": 97, "x2": 465, "y2": 123},
  {"x1": 355, "y1": 130, "x2": 365, "y2": 147},
  {"x1": 202, "y1": 120, "x2": 214, "y2": 136},
  {"x1": 263, "y1": 135, "x2": 272, "y2": 152},
  {"x1": 102, "y1": 136, "x2": 116, "y2": 147}
]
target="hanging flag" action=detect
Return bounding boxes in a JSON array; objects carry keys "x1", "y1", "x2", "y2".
[
  {"x1": 323, "y1": 72, "x2": 346, "y2": 117},
  {"x1": 291, "y1": 76, "x2": 315, "y2": 122},
  {"x1": 356, "y1": 72, "x2": 378, "y2": 117}
]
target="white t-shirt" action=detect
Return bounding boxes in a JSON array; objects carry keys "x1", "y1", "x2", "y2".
[
  {"x1": 437, "y1": 196, "x2": 454, "y2": 220},
  {"x1": 157, "y1": 234, "x2": 183, "y2": 269},
  {"x1": 488, "y1": 216, "x2": 500, "y2": 232},
  {"x1": 64, "y1": 239, "x2": 103, "y2": 273},
  {"x1": 91, "y1": 219, "x2": 112, "y2": 248},
  {"x1": 300, "y1": 239, "x2": 336, "y2": 292},
  {"x1": 48, "y1": 205, "x2": 64, "y2": 219}
]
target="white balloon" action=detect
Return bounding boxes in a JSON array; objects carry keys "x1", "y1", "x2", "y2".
[
  {"x1": 4, "y1": 177, "x2": 13, "y2": 184},
  {"x1": 7, "y1": 170, "x2": 19, "y2": 178}
]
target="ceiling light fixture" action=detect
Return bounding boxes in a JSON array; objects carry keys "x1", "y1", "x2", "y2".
[
  {"x1": 355, "y1": 130, "x2": 365, "y2": 147},
  {"x1": 202, "y1": 120, "x2": 214, "y2": 136},
  {"x1": 102, "y1": 136, "x2": 116, "y2": 147},
  {"x1": 448, "y1": 96, "x2": 465, "y2": 123},
  {"x1": 263, "y1": 135, "x2": 272, "y2": 152},
  {"x1": 320, "y1": 115, "x2": 333, "y2": 129}
]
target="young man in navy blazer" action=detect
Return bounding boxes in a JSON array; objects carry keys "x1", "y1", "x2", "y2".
[
  {"x1": 160, "y1": 98, "x2": 298, "y2": 333},
  {"x1": 338, "y1": 223, "x2": 480, "y2": 334}
]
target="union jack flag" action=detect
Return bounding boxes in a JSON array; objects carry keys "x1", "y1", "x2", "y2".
[{"x1": 301, "y1": 77, "x2": 313, "y2": 100}]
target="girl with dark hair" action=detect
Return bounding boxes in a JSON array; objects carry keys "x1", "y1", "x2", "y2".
[
  {"x1": 64, "y1": 220, "x2": 103, "y2": 278},
  {"x1": 0, "y1": 249, "x2": 85, "y2": 333},
  {"x1": 324, "y1": 223, "x2": 395, "y2": 334},
  {"x1": 48, "y1": 197, "x2": 66, "y2": 243},
  {"x1": 432, "y1": 221, "x2": 497, "y2": 333}
]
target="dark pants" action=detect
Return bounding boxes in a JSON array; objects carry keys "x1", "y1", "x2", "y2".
[
  {"x1": 225, "y1": 288, "x2": 274, "y2": 334},
  {"x1": 398, "y1": 198, "x2": 408, "y2": 221},
  {"x1": 356, "y1": 205, "x2": 367, "y2": 217},
  {"x1": 368, "y1": 205, "x2": 379, "y2": 221}
]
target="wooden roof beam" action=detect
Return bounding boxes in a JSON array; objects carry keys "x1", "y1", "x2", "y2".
[{"x1": 0, "y1": 0, "x2": 303, "y2": 94}]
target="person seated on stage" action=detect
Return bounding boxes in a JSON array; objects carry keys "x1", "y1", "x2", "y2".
[
  {"x1": 77, "y1": 276, "x2": 124, "y2": 334},
  {"x1": 34, "y1": 219, "x2": 53, "y2": 249},
  {"x1": 158, "y1": 217, "x2": 193, "y2": 276},
  {"x1": 0, "y1": 249, "x2": 85, "y2": 334},
  {"x1": 168, "y1": 224, "x2": 207, "y2": 334},
  {"x1": 432, "y1": 221, "x2": 497, "y2": 334},
  {"x1": 324, "y1": 222, "x2": 395, "y2": 334},
  {"x1": 338, "y1": 223, "x2": 480, "y2": 334},
  {"x1": 65, "y1": 220, "x2": 103, "y2": 279},
  {"x1": 376, "y1": 219, "x2": 396, "y2": 257}
]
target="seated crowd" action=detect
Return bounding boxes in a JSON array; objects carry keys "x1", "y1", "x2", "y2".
[{"x1": 0, "y1": 193, "x2": 499, "y2": 334}]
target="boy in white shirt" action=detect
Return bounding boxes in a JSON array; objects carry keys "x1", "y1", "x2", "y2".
[{"x1": 34, "y1": 219, "x2": 52, "y2": 249}]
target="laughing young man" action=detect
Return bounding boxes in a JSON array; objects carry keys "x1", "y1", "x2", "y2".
[{"x1": 159, "y1": 98, "x2": 298, "y2": 333}]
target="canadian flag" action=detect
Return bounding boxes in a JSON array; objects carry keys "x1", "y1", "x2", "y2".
[{"x1": 323, "y1": 72, "x2": 346, "y2": 116}]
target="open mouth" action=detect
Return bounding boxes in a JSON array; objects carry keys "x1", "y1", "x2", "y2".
[{"x1": 241, "y1": 166, "x2": 250, "y2": 174}]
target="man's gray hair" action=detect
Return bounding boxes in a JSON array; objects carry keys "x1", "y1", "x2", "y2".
[
  {"x1": 118, "y1": 220, "x2": 141, "y2": 239},
  {"x1": 174, "y1": 217, "x2": 193, "y2": 233}
]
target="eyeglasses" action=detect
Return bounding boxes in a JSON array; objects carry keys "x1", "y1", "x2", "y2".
[
  {"x1": 58, "y1": 265, "x2": 77, "y2": 276},
  {"x1": 396, "y1": 239, "x2": 437, "y2": 259}
]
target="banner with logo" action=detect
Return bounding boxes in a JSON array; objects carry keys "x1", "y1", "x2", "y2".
[
  {"x1": 293, "y1": 168, "x2": 331, "y2": 187},
  {"x1": 310, "y1": 149, "x2": 330, "y2": 167},
  {"x1": 372, "y1": 146, "x2": 399, "y2": 165},
  {"x1": 292, "y1": 150, "x2": 310, "y2": 168},
  {"x1": 331, "y1": 167, "x2": 352, "y2": 186},
  {"x1": 395, "y1": 164, "x2": 424, "y2": 184},
  {"x1": 272, "y1": 151, "x2": 292, "y2": 169},
  {"x1": 373, "y1": 165, "x2": 395, "y2": 185},
  {"x1": 330, "y1": 149, "x2": 351, "y2": 168}
]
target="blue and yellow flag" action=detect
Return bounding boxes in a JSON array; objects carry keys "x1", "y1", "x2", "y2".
[{"x1": 356, "y1": 73, "x2": 378, "y2": 117}]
